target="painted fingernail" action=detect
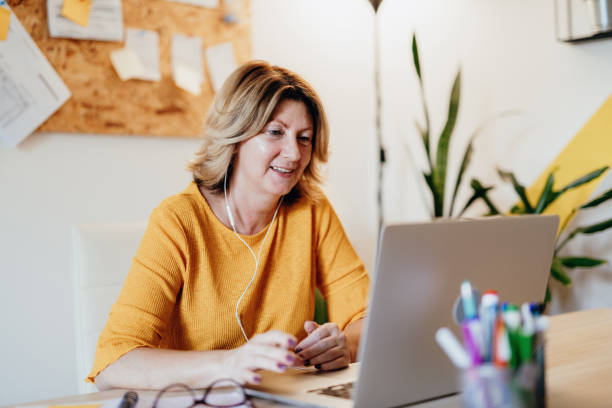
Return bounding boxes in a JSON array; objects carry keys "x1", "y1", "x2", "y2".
[
  {"x1": 253, "y1": 375, "x2": 262, "y2": 383},
  {"x1": 294, "y1": 347, "x2": 302, "y2": 354},
  {"x1": 288, "y1": 338, "x2": 297, "y2": 347},
  {"x1": 304, "y1": 359, "x2": 310, "y2": 366},
  {"x1": 315, "y1": 364, "x2": 322, "y2": 370},
  {"x1": 277, "y1": 363, "x2": 287, "y2": 370},
  {"x1": 286, "y1": 354, "x2": 295, "y2": 363}
]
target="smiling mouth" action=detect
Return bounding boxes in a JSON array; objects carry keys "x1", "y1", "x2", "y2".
[{"x1": 271, "y1": 166, "x2": 295, "y2": 174}]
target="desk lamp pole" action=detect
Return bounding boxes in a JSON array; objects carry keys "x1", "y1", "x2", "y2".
[{"x1": 368, "y1": 0, "x2": 385, "y2": 232}]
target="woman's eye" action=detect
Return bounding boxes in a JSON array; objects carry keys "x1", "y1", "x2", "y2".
[
  {"x1": 298, "y1": 136, "x2": 312, "y2": 145},
  {"x1": 266, "y1": 128, "x2": 283, "y2": 136}
]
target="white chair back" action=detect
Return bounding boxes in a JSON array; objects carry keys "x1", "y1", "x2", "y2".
[{"x1": 71, "y1": 222, "x2": 147, "y2": 393}]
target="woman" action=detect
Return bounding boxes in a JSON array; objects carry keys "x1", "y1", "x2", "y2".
[{"x1": 90, "y1": 60, "x2": 370, "y2": 390}]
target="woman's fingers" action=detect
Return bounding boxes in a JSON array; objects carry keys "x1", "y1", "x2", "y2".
[
  {"x1": 314, "y1": 353, "x2": 351, "y2": 371},
  {"x1": 294, "y1": 322, "x2": 351, "y2": 371},
  {"x1": 224, "y1": 330, "x2": 301, "y2": 382},
  {"x1": 232, "y1": 369, "x2": 261, "y2": 385},
  {"x1": 298, "y1": 335, "x2": 336, "y2": 361},
  {"x1": 308, "y1": 345, "x2": 349, "y2": 367},
  {"x1": 296, "y1": 322, "x2": 340, "y2": 352},
  {"x1": 242, "y1": 342, "x2": 299, "y2": 368},
  {"x1": 250, "y1": 330, "x2": 297, "y2": 349},
  {"x1": 296, "y1": 323, "x2": 347, "y2": 365},
  {"x1": 242, "y1": 352, "x2": 291, "y2": 373}
]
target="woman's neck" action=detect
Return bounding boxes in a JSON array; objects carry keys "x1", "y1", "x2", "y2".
[{"x1": 200, "y1": 185, "x2": 281, "y2": 235}]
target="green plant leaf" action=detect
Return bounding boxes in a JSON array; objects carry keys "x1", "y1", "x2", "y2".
[
  {"x1": 433, "y1": 69, "x2": 461, "y2": 217},
  {"x1": 559, "y1": 256, "x2": 607, "y2": 268},
  {"x1": 423, "y1": 170, "x2": 444, "y2": 218},
  {"x1": 412, "y1": 34, "x2": 432, "y2": 167},
  {"x1": 423, "y1": 171, "x2": 434, "y2": 192},
  {"x1": 412, "y1": 33, "x2": 421, "y2": 81},
  {"x1": 578, "y1": 217, "x2": 612, "y2": 234},
  {"x1": 551, "y1": 258, "x2": 572, "y2": 286},
  {"x1": 459, "y1": 178, "x2": 498, "y2": 216},
  {"x1": 510, "y1": 204, "x2": 523, "y2": 214},
  {"x1": 581, "y1": 187, "x2": 612, "y2": 209},
  {"x1": 497, "y1": 168, "x2": 534, "y2": 213},
  {"x1": 544, "y1": 284, "x2": 551, "y2": 306},
  {"x1": 534, "y1": 172, "x2": 555, "y2": 213},
  {"x1": 535, "y1": 166, "x2": 608, "y2": 214},
  {"x1": 556, "y1": 217, "x2": 612, "y2": 253},
  {"x1": 414, "y1": 120, "x2": 432, "y2": 171},
  {"x1": 449, "y1": 139, "x2": 473, "y2": 217},
  {"x1": 557, "y1": 166, "x2": 609, "y2": 196}
]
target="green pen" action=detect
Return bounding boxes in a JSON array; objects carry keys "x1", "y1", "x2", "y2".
[
  {"x1": 503, "y1": 304, "x2": 521, "y2": 369},
  {"x1": 518, "y1": 303, "x2": 535, "y2": 364}
]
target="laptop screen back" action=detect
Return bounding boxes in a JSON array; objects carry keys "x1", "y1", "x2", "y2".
[{"x1": 354, "y1": 215, "x2": 559, "y2": 408}]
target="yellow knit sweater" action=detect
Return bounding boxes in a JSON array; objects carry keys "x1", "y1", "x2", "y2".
[{"x1": 88, "y1": 182, "x2": 369, "y2": 382}]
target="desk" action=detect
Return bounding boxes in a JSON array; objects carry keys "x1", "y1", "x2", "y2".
[
  {"x1": 11, "y1": 308, "x2": 612, "y2": 408},
  {"x1": 545, "y1": 308, "x2": 612, "y2": 408}
]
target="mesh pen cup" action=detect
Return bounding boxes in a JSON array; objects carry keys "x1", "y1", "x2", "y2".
[{"x1": 461, "y1": 343, "x2": 545, "y2": 408}]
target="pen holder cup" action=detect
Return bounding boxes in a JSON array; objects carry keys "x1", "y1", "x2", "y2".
[{"x1": 461, "y1": 345, "x2": 545, "y2": 408}]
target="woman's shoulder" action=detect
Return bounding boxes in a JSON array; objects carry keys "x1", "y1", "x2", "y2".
[
  {"x1": 152, "y1": 182, "x2": 207, "y2": 222},
  {"x1": 286, "y1": 186, "x2": 334, "y2": 217}
]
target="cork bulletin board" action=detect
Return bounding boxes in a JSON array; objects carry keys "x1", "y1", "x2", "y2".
[{"x1": 9, "y1": 0, "x2": 252, "y2": 137}]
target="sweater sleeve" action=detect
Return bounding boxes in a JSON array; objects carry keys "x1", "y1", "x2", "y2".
[
  {"x1": 315, "y1": 198, "x2": 370, "y2": 330},
  {"x1": 87, "y1": 203, "x2": 187, "y2": 383}
]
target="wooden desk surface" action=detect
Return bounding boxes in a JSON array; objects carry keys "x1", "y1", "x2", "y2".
[
  {"x1": 10, "y1": 308, "x2": 612, "y2": 408},
  {"x1": 546, "y1": 308, "x2": 612, "y2": 408}
]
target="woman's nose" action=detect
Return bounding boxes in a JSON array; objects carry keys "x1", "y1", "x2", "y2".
[{"x1": 281, "y1": 136, "x2": 301, "y2": 161}]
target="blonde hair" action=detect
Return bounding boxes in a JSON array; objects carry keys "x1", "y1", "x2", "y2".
[{"x1": 188, "y1": 60, "x2": 329, "y2": 203}]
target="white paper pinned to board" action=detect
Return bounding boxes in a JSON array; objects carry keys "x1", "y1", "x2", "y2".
[
  {"x1": 205, "y1": 42, "x2": 237, "y2": 93},
  {"x1": 46, "y1": 0, "x2": 123, "y2": 41},
  {"x1": 124, "y1": 28, "x2": 161, "y2": 82},
  {"x1": 110, "y1": 47, "x2": 146, "y2": 81},
  {"x1": 0, "y1": 3, "x2": 71, "y2": 147},
  {"x1": 171, "y1": 34, "x2": 203, "y2": 95}
]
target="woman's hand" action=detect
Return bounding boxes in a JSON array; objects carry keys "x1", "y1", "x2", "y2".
[
  {"x1": 294, "y1": 321, "x2": 351, "y2": 371},
  {"x1": 222, "y1": 330, "x2": 301, "y2": 385}
]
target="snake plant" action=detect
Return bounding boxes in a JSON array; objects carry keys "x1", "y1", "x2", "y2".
[{"x1": 411, "y1": 34, "x2": 513, "y2": 218}]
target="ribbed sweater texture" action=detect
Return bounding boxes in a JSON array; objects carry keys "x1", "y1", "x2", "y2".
[{"x1": 88, "y1": 182, "x2": 369, "y2": 382}]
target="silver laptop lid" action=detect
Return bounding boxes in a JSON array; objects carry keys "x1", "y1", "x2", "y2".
[{"x1": 354, "y1": 215, "x2": 559, "y2": 408}]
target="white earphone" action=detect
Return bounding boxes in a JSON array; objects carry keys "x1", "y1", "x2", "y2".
[{"x1": 224, "y1": 170, "x2": 282, "y2": 342}]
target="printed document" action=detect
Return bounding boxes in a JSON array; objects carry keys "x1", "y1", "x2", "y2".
[
  {"x1": 0, "y1": 4, "x2": 70, "y2": 147},
  {"x1": 47, "y1": 0, "x2": 123, "y2": 41}
]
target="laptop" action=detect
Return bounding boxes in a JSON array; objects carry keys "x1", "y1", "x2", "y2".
[{"x1": 246, "y1": 215, "x2": 559, "y2": 408}]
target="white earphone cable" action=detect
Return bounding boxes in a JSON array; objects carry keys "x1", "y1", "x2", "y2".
[{"x1": 224, "y1": 171, "x2": 282, "y2": 342}]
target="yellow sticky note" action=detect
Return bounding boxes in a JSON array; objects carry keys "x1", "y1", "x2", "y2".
[
  {"x1": 0, "y1": 7, "x2": 10, "y2": 41},
  {"x1": 61, "y1": 0, "x2": 92, "y2": 27},
  {"x1": 526, "y1": 93, "x2": 612, "y2": 233}
]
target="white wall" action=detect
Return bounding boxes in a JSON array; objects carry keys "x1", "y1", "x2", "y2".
[
  {"x1": 0, "y1": 1, "x2": 376, "y2": 405},
  {"x1": 251, "y1": 0, "x2": 377, "y2": 269},
  {"x1": 378, "y1": 0, "x2": 612, "y2": 312}
]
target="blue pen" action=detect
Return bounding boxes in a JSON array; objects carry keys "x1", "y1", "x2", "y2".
[{"x1": 461, "y1": 280, "x2": 478, "y2": 319}]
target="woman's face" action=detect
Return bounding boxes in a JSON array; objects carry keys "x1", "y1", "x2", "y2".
[{"x1": 233, "y1": 99, "x2": 314, "y2": 199}]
